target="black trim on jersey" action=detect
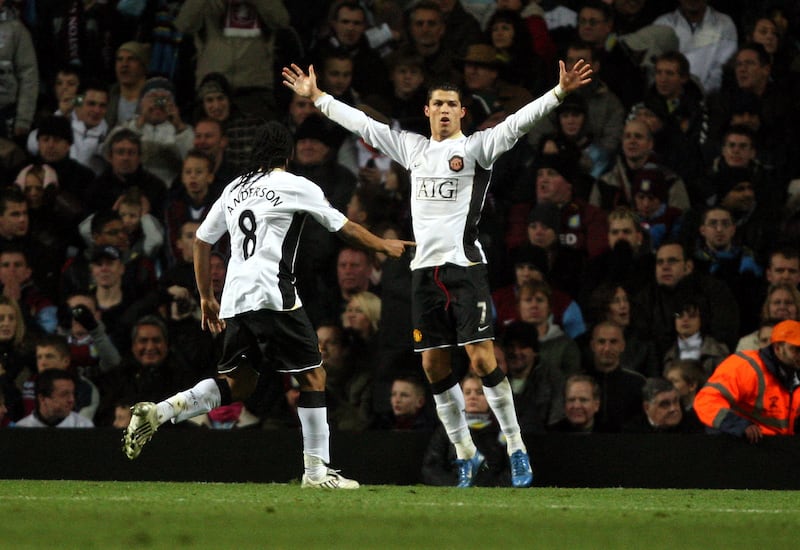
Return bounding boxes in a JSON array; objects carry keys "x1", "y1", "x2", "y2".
[
  {"x1": 278, "y1": 212, "x2": 307, "y2": 309},
  {"x1": 463, "y1": 166, "x2": 492, "y2": 263}
]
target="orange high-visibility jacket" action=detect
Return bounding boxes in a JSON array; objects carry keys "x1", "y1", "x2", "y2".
[{"x1": 694, "y1": 350, "x2": 800, "y2": 436}]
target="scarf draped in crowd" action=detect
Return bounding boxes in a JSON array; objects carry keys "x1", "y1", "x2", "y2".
[{"x1": 223, "y1": 0, "x2": 262, "y2": 38}]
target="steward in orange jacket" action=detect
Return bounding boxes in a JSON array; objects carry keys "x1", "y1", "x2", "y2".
[{"x1": 694, "y1": 320, "x2": 800, "y2": 443}]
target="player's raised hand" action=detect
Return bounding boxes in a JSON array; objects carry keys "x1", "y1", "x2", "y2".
[
  {"x1": 558, "y1": 59, "x2": 593, "y2": 94},
  {"x1": 200, "y1": 297, "x2": 226, "y2": 335},
  {"x1": 282, "y1": 64, "x2": 323, "y2": 101},
  {"x1": 383, "y1": 239, "x2": 416, "y2": 259}
]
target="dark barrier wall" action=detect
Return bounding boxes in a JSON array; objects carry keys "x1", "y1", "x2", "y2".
[{"x1": 2, "y1": 429, "x2": 800, "y2": 489}]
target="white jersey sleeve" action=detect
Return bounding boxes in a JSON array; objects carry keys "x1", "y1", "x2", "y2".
[
  {"x1": 469, "y1": 85, "x2": 562, "y2": 169},
  {"x1": 315, "y1": 94, "x2": 428, "y2": 169},
  {"x1": 195, "y1": 194, "x2": 228, "y2": 245}
]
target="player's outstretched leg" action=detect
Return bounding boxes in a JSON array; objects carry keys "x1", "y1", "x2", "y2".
[
  {"x1": 123, "y1": 402, "x2": 159, "y2": 459},
  {"x1": 122, "y1": 379, "x2": 226, "y2": 460}
]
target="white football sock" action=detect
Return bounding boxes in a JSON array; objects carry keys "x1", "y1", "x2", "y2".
[
  {"x1": 154, "y1": 378, "x2": 222, "y2": 425},
  {"x1": 433, "y1": 384, "x2": 476, "y2": 460},
  {"x1": 298, "y1": 406, "x2": 330, "y2": 479},
  {"x1": 483, "y1": 378, "x2": 526, "y2": 454}
]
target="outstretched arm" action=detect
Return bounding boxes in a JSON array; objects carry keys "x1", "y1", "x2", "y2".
[
  {"x1": 338, "y1": 220, "x2": 414, "y2": 258},
  {"x1": 557, "y1": 59, "x2": 593, "y2": 99},
  {"x1": 193, "y1": 237, "x2": 225, "y2": 335},
  {"x1": 282, "y1": 64, "x2": 326, "y2": 102}
]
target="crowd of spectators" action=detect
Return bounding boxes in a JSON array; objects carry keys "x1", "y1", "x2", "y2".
[{"x1": 0, "y1": 0, "x2": 799, "y2": 461}]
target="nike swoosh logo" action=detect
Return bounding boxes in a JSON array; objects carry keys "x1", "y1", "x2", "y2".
[{"x1": 478, "y1": 325, "x2": 489, "y2": 332}]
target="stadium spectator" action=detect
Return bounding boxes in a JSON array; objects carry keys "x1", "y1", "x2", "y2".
[
  {"x1": 0, "y1": 1, "x2": 38, "y2": 142},
  {"x1": 0, "y1": 247, "x2": 57, "y2": 334},
  {"x1": 528, "y1": 43, "x2": 625, "y2": 160},
  {"x1": 107, "y1": 42, "x2": 150, "y2": 128},
  {"x1": 581, "y1": 206, "x2": 655, "y2": 303},
  {"x1": 515, "y1": 281, "x2": 581, "y2": 380},
  {"x1": 624, "y1": 377, "x2": 702, "y2": 433},
  {"x1": 96, "y1": 314, "x2": 194, "y2": 427},
  {"x1": 60, "y1": 293, "x2": 122, "y2": 379},
  {"x1": 86, "y1": 128, "x2": 168, "y2": 222},
  {"x1": 632, "y1": 240, "x2": 740, "y2": 358},
  {"x1": 662, "y1": 297, "x2": 729, "y2": 376},
  {"x1": 125, "y1": 77, "x2": 194, "y2": 186},
  {"x1": 664, "y1": 359, "x2": 707, "y2": 415},
  {"x1": 191, "y1": 117, "x2": 236, "y2": 190},
  {"x1": 164, "y1": 150, "x2": 217, "y2": 260},
  {"x1": 373, "y1": 375, "x2": 435, "y2": 431},
  {"x1": 629, "y1": 165, "x2": 683, "y2": 251},
  {"x1": 31, "y1": 115, "x2": 95, "y2": 209},
  {"x1": 695, "y1": 319, "x2": 800, "y2": 441},
  {"x1": 174, "y1": 0, "x2": 290, "y2": 120},
  {"x1": 309, "y1": 1, "x2": 389, "y2": 98},
  {"x1": 0, "y1": 295, "x2": 32, "y2": 423},
  {"x1": 16, "y1": 368, "x2": 93, "y2": 428},
  {"x1": 501, "y1": 320, "x2": 565, "y2": 434},
  {"x1": 590, "y1": 119, "x2": 690, "y2": 212},
  {"x1": 396, "y1": 2, "x2": 460, "y2": 86},
  {"x1": 584, "y1": 321, "x2": 647, "y2": 432},
  {"x1": 534, "y1": 151, "x2": 609, "y2": 259},
  {"x1": 551, "y1": 93, "x2": 610, "y2": 178},
  {"x1": 116, "y1": 188, "x2": 165, "y2": 263},
  {"x1": 548, "y1": 374, "x2": 601, "y2": 433},
  {"x1": 194, "y1": 72, "x2": 261, "y2": 177},
  {"x1": 485, "y1": 9, "x2": 547, "y2": 95},
  {"x1": 653, "y1": 0, "x2": 737, "y2": 93},
  {"x1": 576, "y1": 0, "x2": 645, "y2": 109},
  {"x1": 20, "y1": 334, "x2": 99, "y2": 421},
  {"x1": 0, "y1": 186, "x2": 63, "y2": 299},
  {"x1": 582, "y1": 283, "x2": 659, "y2": 379}
]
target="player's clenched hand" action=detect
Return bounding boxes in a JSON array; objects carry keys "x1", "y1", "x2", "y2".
[
  {"x1": 383, "y1": 239, "x2": 416, "y2": 258},
  {"x1": 558, "y1": 59, "x2": 593, "y2": 94},
  {"x1": 282, "y1": 64, "x2": 323, "y2": 101},
  {"x1": 200, "y1": 297, "x2": 226, "y2": 334}
]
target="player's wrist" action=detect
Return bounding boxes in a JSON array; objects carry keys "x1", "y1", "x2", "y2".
[{"x1": 553, "y1": 85, "x2": 566, "y2": 102}]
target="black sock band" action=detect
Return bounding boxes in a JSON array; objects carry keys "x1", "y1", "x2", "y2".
[
  {"x1": 430, "y1": 372, "x2": 458, "y2": 395},
  {"x1": 214, "y1": 378, "x2": 233, "y2": 406},
  {"x1": 481, "y1": 367, "x2": 506, "y2": 388},
  {"x1": 298, "y1": 390, "x2": 326, "y2": 408}
]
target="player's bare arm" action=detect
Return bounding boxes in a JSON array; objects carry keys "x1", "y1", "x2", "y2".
[
  {"x1": 282, "y1": 64, "x2": 325, "y2": 102},
  {"x1": 558, "y1": 58, "x2": 593, "y2": 96},
  {"x1": 193, "y1": 237, "x2": 226, "y2": 334},
  {"x1": 339, "y1": 220, "x2": 415, "y2": 258}
]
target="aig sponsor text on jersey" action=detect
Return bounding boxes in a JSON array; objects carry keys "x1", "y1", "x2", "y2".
[{"x1": 416, "y1": 178, "x2": 458, "y2": 201}]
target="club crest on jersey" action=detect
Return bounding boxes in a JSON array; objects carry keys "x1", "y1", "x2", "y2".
[
  {"x1": 449, "y1": 155, "x2": 464, "y2": 172},
  {"x1": 413, "y1": 329, "x2": 423, "y2": 343}
]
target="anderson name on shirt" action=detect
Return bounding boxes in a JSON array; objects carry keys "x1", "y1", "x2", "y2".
[{"x1": 226, "y1": 181, "x2": 283, "y2": 214}]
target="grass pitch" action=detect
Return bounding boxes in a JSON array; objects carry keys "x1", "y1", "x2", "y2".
[{"x1": 1, "y1": 481, "x2": 799, "y2": 549}]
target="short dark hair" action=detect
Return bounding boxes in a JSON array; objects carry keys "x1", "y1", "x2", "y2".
[
  {"x1": 184, "y1": 148, "x2": 215, "y2": 173},
  {"x1": 332, "y1": 0, "x2": 365, "y2": 21},
  {"x1": 657, "y1": 239, "x2": 689, "y2": 261},
  {"x1": 722, "y1": 124, "x2": 756, "y2": 145},
  {"x1": 663, "y1": 359, "x2": 707, "y2": 389},
  {"x1": 106, "y1": 127, "x2": 142, "y2": 157},
  {"x1": 35, "y1": 333, "x2": 71, "y2": 359},
  {"x1": 502, "y1": 321, "x2": 541, "y2": 353},
  {"x1": 738, "y1": 42, "x2": 771, "y2": 66},
  {"x1": 579, "y1": 0, "x2": 613, "y2": 21},
  {"x1": 132, "y1": 314, "x2": 169, "y2": 345},
  {"x1": 565, "y1": 373, "x2": 600, "y2": 400},
  {"x1": 0, "y1": 187, "x2": 26, "y2": 215},
  {"x1": 35, "y1": 368, "x2": 75, "y2": 398},
  {"x1": 655, "y1": 50, "x2": 690, "y2": 78},
  {"x1": 426, "y1": 82, "x2": 463, "y2": 103},
  {"x1": 700, "y1": 205, "x2": 734, "y2": 225},
  {"x1": 642, "y1": 377, "x2": 677, "y2": 403},
  {"x1": 194, "y1": 116, "x2": 227, "y2": 137},
  {"x1": 90, "y1": 209, "x2": 122, "y2": 236},
  {"x1": 77, "y1": 78, "x2": 109, "y2": 98}
]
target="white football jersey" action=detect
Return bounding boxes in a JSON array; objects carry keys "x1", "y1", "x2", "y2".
[
  {"x1": 316, "y1": 89, "x2": 560, "y2": 270},
  {"x1": 196, "y1": 170, "x2": 347, "y2": 318}
]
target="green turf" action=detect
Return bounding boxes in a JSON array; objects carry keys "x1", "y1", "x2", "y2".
[{"x1": 1, "y1": 481, "x2": 799, "y2": 549}]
